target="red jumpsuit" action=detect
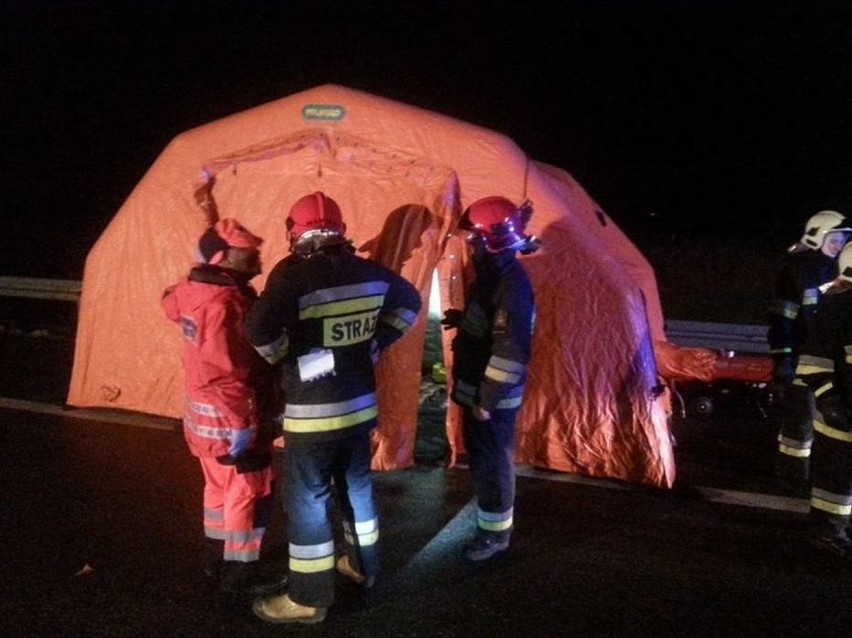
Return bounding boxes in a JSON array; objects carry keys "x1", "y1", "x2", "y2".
[{"x1": 162, "y1": 265, "x2": 275, "y2": 567}]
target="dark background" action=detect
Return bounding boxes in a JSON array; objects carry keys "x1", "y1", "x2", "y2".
[{"x1": 3, "y1": 1, "x2": 852, "y2": 322}]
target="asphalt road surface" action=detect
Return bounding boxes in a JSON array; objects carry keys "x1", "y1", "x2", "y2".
[{"x1": 2, "y1": 324, "x2": 851, "y2": 637}]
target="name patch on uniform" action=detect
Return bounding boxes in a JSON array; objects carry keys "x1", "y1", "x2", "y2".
[
  {"x1": 325, "y1": 310, "x2": 379, "y2": 346},
  {"x1": 298, "y1": 348, "x2": 336, "y2": 381}
]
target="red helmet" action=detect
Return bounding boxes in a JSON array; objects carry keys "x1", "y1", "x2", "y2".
[
  {"x1": 286, "y1": 191, "x2": 348, "y2": 254},
  {"x1": 460, "y1": 196, "x2": 533, "y2": 253},
  {"x1": 286, "y1": 191, "x2": 346, "y2": 237},
  {"x1": 197, "y1": 218, "x2": 263, "y2": 265}
]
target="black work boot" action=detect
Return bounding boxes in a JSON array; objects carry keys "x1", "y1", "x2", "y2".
[
  {"x1": 219, "y1": 560, "x2": 289, "y2": 595},
  {"x1": 462, "y1": 531, "x2": 511, "y2": 563},
  {"x1": 202, "y1": 538, "x2": 224, "y2": 580}
]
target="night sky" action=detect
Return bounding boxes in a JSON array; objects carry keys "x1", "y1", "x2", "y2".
[{"x1": 3, "y1": 0, "x2": 852, "y2": 279}]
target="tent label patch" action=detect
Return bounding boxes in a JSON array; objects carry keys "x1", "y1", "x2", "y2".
[{"x1": 302, "y1": 104, "x2": 346, "y2": 121}]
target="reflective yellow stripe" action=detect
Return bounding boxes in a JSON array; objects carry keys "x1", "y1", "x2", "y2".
[
  {"x1": 814, "y1": 420, "x2": 852, "y2": 443},
  {"x1": 810, "y1": 496, "x2": 852, "y2": 516},
  {"x1": 480, "y1": 518, "x2": 513, "y2": 532},
  {"x1": 289, "y1": 555, "x2": 336, "y2": 574},
  {"x1": 814, "y1": 382, "x2": 833, "y2": 397},
  {"x1": 485, "y1": 365, "x2": 522, "y2": 384},
  {"x1": 796, "y1": 364, "x2": 833, "y2": 375},
  {"x1": 283, "y1": 405, "x2": 378, "y2": 433},
  {"x1": 778, "y1": 444, "x2": 811, "y2": 458}
]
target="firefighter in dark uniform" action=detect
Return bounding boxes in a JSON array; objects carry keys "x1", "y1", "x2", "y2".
[
  {"x1": 246, "y1": 191, "x2": 422, "y2": 624},
  {"x1": 795, "y1": 242, "x2": 852, "y2": 556},
  {"x1": 769, "y1": 210, "x2": 850, "y2": 491},
  {"x1": 443, "y1": 196, "x2": 540, "y2": 562}
]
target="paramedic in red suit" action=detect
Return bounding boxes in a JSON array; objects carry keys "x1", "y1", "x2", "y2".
[
  {"x1": 246, "y1": 192, "x2": 422, "y2": 625},
  {"x1": 161, "y1": 218, "x2": 287, "y2": 595},
  {"x1": 769, "y1": 210, "x2": 851, "y2": 491},
  {"x1": 444, "y1": 196, "x2": 540, "y2": 563}
]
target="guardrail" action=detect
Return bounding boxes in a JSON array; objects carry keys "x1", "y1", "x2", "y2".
[
  {"x1": 0, "y1": 278, "x2": 770, "y2": 354},
  {"x1": 665, "y1": 319, "x2": 769, "y2": 354},
  {"x1": 0, "y1": 277, "x2": 81, "y2": 302}
]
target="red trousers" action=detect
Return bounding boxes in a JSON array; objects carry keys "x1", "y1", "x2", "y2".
[{"x1": 198, "y1": 456, "x2": 275, "y2": 562}]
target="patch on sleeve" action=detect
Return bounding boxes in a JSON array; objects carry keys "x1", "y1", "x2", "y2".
[{"x1": 180, "y1": 316, "x2": 198, "y2": 343}]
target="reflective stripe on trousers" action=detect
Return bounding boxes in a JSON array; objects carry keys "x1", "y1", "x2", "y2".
[
  {"x1": 284, "y1": 430, "x2": 379, "y2": 608},
  {"x1": 462, "y1": 405, "x2": 517, "y2": 539}
]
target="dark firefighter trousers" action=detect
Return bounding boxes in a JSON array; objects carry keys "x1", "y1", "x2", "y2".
[
  {"x1": 462, "y1": 405, "x2": 518, "y2": 540},
  {"x1": 283, "y1": 430, "x2": 379, "y2": 608},
  {"x1": 809, "y1": 394, "x2": 852, "y2": 540},
  {"x1": 776, "y1": 381, "x2": 815, "y2": 485}
]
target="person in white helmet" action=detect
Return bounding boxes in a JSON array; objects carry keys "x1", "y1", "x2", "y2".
[
  {"x1": 245, "y1": 192, "x2": 422, "y2": 624},
  {"x1": 769, "y1": 210, "x2": 851, "y2": 493},
  {"x1": 442, "y1": 195, "x2": 540, "y2": 562},
  {"x1": 792, "y1": 242, "x2": 852, "y2": 557}
]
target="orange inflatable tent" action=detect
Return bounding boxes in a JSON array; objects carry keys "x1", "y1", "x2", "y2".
[{"x1": 68, "y1": 84, "x2": 676, "y2": 487}]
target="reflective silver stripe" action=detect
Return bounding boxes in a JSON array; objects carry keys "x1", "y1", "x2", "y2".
[
  {"x1": 289, "y1": 540, "x2": 335, "y2": 560},
  {"x1": 284, "y1": 393, "x2": 377, "y2": 418},
  {"x1": 225, "y1": 547, "x2": 261, "y2": 561},
  {"x1": 769, "y1": 299, "x2": 799, "y2": 320},
  {"x1": 300, "y1": 281, "x2": 390, "y2": 308},
  {"x1": 777, "y1": 433, "x2": 813, "y2": 450},
  {"x1": 227, "y1": 528, "x2": 265, "y2": 545},
  {"x1": 343, "y1": 518, "x2": 380, "y2": 547},
  {"x1": 289, "y1": 540, "x2": 336, "y2": 574},
  {"x1": 496, "y1": 395, "x2": 523, "y2": 409},
  {"x1": 183, "y1": 415, "x2": 230, "y2": 441},
  {"x1": 801, "y1": 287, "x2": 819, "y2": 306},
  {"x1": 380, "y1": 307, "x2": 418, "y2": 332},
  {"x1": 204, "y1": 507, "x2": 224, "y2": 522},
  {"x1": 485, "y1": 355, "x2": 524, "y2": 384},
  {"x1": 253, "y1": 330, "x2": 289, "y2": 364},
  {"x1": 187, "y1": 399, "x2": 222, "y2": 417}
]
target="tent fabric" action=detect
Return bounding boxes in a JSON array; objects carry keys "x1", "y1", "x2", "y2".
[{"x1": 68, "y1": 84, "x2": 675, "y2": 487}]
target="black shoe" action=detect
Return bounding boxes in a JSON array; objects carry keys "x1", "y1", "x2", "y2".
[
  {"x1": 462, "y1": 535, "x2": 510, "y2": 562},
  {"x1": 219, "y1": 561, "x2": 289, "y2": 595}
]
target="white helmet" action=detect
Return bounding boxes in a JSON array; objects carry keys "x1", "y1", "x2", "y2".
[
  {"x1": 838, "y1": 243, "x2": 852, "y2": 283},
  {"x1": 800, "y1": 210, "x2": 851, "y2": 251}
]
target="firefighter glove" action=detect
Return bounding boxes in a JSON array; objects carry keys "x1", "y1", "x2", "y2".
[
  {"x1": 441, "y1": 309, "x2": 463, "y2": 330},
  {"x1": 226, "y1": 426, "x2": 255, "y2": 458}
]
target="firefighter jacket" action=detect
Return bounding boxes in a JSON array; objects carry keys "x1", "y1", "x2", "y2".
[
  {"x1": 162, "y1": 265, "x2": 264, "y2": 458},
  {"x1": 450, "y1": 250, "x2": 535, "y2": 412},
  {"x1": 244, "y1": 245, "x2": 422, "y2": 442},
  {"x1": 767, "y1": 249, "x2": 837, "y2": 362},
  {"x1": 796, "y1": 283, "x2": 852, "y2": 417}
]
